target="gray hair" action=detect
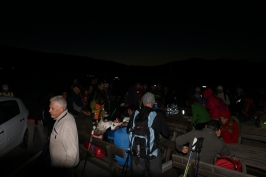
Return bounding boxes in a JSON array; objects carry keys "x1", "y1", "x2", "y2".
[{"x1": 50, "y1": 95, "x2": 67, "y2": 109}]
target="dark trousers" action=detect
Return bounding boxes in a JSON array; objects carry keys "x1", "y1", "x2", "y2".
[{"x1": 131, "y1": 151, "x2": 162, "y2": 177}]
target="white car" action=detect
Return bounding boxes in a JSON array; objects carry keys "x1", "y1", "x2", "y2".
[{"x1": 0, "y1": 96, "x2": 29, "y2": 158}]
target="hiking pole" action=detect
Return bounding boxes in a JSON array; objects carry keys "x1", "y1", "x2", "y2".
[
  {"x1": 81, "y1": 126, "x2": 96, "y2": 177},
  {"x1": 183, "y1": 137, "x2": 198, "y2": 177},
  {"x1": 111, "y1": 109, "x2": 116, "y2": 117},
  {"x1": 183, "y1": 150, "x2": 194, "y2": 177},
  {"x1": 194, "y1": 138, "x2": 204, "y2": 177}
]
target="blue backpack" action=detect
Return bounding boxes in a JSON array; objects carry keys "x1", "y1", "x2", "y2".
[{"x1": 128, "y1": 109, "x2": 158, "y2": 160}]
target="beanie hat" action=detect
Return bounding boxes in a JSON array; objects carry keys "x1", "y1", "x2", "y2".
[
  {"x1": 195, "y1": 87, "x2": 201, "y2": 92},
  {"x1": 217, "y1": 85, "x2": 223, "y2": 90},
  {"x1": 2, "y1": 84, "x2": 8, "y2": 90},
  {"x1": 142, "y1": 92, "x2": 155, "y2": 104},
  {"x1": 220, "y1": 110, "x2": 231, "y2": 119}
]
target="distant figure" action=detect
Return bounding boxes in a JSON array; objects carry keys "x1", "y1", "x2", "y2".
[
  {"x1": 0, "y1": 84, "x2": 14, "y2": 97},
  {"x1": 62, "y1": 91, "x2": 68, "y2": 100},
  {"x1": 67, "y1": 83, "x2": 84, "y2": 118},
  {"x1": 216, "y1": 85, "x2": 230, "y2": 106},
  {"x1": 203, "y1": 87, "x2": 221, "y2": 120},
  {"x1": 49, "y1": 95, "x2": 79, "y2": 176},
  {"x1": 76, "y1": 106, "x2": 93, "y2": 144},
  {"x1": 27, "y1": 91, "x2": 48, "y2": 154},
  {"x1": 113, "y1": 117, "x2": 131, "y2": 167},
  {"x1": 191, "y1": 86, "x2": 206, "y2": 106},
  {"x1": 186, "y1": 98, "x2": 211, "y2": 130},
  {"x1": 125, "y1": 82, "x2": 141, "y2": 108}
]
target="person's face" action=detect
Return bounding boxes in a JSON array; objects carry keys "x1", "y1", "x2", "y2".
[
  {"x1": 49, "y1": 101, "x2": 65, "y2": 118},
  {"x1": 216, "y1": 129, "x2": 221, "y2": 137},
  {"x1": 73, "y1": 86, "x2": 80, "y2": 94},
  {"x1": 128, "y1": 109, "x2": 134, "y2": 116},
  {"x1": 135, "y1": 84, "x2": 141, "y2": 90},
  {"x1": 98, "y1": 83, "x2": 104, "y2": 90},
  {"x1": 89, "y1": 86, "x2": 93, "y2": 92},
  {"x1": 219, "y1": 117, "x2": 228, "y2": 125},
  {"x1": 217, "y1": 89, "x2": 222, "y2": 93},
  {"x1": 62, "y1": 92, "x2": 67, "y2": 99}
]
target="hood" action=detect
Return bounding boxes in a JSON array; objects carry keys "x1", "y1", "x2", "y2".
[
  {"x1": 220, "y1": 110, "x2": 232, "y2": 122},
  {"x1": 202, "y1": 87, "x2": 213, "y2": 99}
]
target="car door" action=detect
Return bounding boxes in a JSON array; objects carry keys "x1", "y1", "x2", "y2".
[
  {"x1": 0, "y1": 123, "x2": 6, "y2": 157},
  {"x1": 0, "y1": 99, "x2": 23, "y2": 152}
]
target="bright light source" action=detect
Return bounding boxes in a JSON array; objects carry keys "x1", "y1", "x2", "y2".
[
  {"x1": 182, "y1": 110, "x2": 185, "y2": 115},
  {"x1": 202, "y1": 86, "x2": 206, "y2": 88}
]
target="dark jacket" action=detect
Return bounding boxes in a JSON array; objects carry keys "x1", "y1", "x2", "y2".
[{"x1": 67, "y1": 90, "x2": 84, "y2": 117}]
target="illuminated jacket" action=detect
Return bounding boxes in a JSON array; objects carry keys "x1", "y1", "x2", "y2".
[{"x1": 49, "y1": 110, "x2": 79, "y2": 168}]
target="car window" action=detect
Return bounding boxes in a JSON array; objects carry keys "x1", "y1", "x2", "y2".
[{"x1": 0, "y1": 100, "x2": 20, "y2": 124}]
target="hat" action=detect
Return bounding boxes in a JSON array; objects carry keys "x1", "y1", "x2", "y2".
[
  {"x1": 195, "y1": 87, "x2": 201, "y2": 92},
  {"x1": 122, "y1": 117, "x2": 130, "y2": 123},
  {"x1": 219, "y1": 110, "x2": 231, "y2": 119},
  {"x1": 217, "y1": 85, "x2": 223, "y2": 90},
  {"x1": 72, "y1": 83, "x2": 82, "y2": 90},
  {"x1": 142, "y1": 92, "x2": 155, "y2": 104},
  {"x1": 2, "y1": 84, "x2": 8, "y2": 90}
]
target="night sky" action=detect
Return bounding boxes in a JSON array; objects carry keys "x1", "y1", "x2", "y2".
[{"x1": 0, "y1": 1, "x2": 266, "y2": 66}]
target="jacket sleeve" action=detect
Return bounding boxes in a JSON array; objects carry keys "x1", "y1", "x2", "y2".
[
  {"x1": 61, "y1": 121, "x2": 79, "y2": 168},
  {"x1": 159, "y1": 114, "x2": 170, "y2": 139},
  {"x1": 175, "y1": 131, "x2": 191, "y2": 152},
  {"x1": 218, "y1": 140, "x2": 231, "y2": 156},
  {"x1": 191, "y1": 105, "x2": 197, "y2": 124},
  {"x1": 67, "y1": 97, "x2": 79, "y2": 116}
]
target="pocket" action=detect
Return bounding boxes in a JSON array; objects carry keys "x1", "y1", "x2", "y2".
[{"x1": 51, "y1": 128, "x2": 59, "y2": 142}]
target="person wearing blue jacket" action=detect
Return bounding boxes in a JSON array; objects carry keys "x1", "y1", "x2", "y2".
[{"x1": 113, "y1": 117, "x2": 131, "y2": 167}]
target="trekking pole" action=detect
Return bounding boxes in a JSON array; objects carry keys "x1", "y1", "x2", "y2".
[
  {"x1": 183, "y1": 137, "x2": 198, "y2": 177},
  {"x1": 183, "y1": 150, "x2": 194, "y2": 177},
  {"x1": 111, "y1": 108, "x2": 116, "y2": 117},
  {"x1": 194, "y1": 138, "x2": 204, "y2": 177},
  {"x1": 81, "y1": 126, "x2": 96, "y2": 177}
]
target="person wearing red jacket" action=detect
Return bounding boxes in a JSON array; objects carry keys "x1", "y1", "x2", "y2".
[
  {"x1": 203, "y1": 87, "x2": 221, "y2": 120},
  {"x1": 219, "y1": 110, "x2": 239, "y2": 144}
]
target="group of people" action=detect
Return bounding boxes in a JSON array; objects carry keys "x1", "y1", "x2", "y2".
[{"x1": 0, "y1": 80, "x2": 262, "y2": 177}]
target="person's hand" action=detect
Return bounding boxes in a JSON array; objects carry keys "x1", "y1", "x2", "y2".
[
  {"x1": 182, "y1": 146, "x2": 189, "y2": 154},
  {"x1": 217, "y1": 129, "x2": 221, "y2": 137}
]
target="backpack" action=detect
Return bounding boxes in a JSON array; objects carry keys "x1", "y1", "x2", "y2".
[
  {"x1": 228, "y1": 116, "x2": 241, "y2": 134},
  {"x1": 259, "y1": 114, "x2": 266, "y2": 129},
  {"x1": 214, "y1": 155, "x2": 247, "y2": 173},
  {"x1": 241, "y1": 97, "x2": 255, "y2": 118},
  {"x1": 128, "y1": 108, "x2": 158, "y2": 160}
]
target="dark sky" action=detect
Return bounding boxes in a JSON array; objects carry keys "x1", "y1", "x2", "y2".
[{"x1": 0, "y1": 1, "x2": 266, "y2": 66}]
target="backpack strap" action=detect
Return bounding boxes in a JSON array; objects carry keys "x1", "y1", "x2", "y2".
[{"x1": 228, "y1": 119, "x2": 234, "y2": 133}]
